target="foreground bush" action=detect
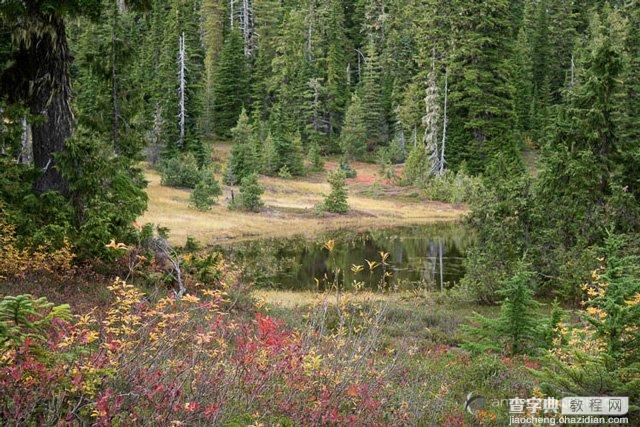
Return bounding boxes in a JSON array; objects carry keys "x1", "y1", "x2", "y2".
[{"x1": 0, "y1": 280, "x2": 408, "y2": 425}]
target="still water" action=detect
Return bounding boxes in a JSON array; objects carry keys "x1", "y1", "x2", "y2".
[{"x1": 217, "y1": 223, "x2": 472, "y2": 291}]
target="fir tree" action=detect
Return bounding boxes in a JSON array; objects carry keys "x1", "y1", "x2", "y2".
[
  {"x1": 224, "y1": 108, "x2": 257, "y2": 185},
  {"x1": 235, "y1": 172, "x2": 264, "y2": 212},
  {"x1": 462, "y1": 262, "x2": 541, "y2": 355},
  {"x1": 201, "y1": 0, "x2": 226, "y2": 137},
  {"x1": 340, "y1": 92, "x2": 367, "y2": 161},
  {"x1": 307, "y1": 140, "x2": 324, "y2": 172},
  {"x1": 532, "y1": 7, "x2": 639, "y2": 293},
  {"x1": 212, "y1": 29, "x2": 249, "y2": 138},
  {"x1": 190, "y1": 169, "x2": 222, "y2": 211},
  {"x1": 447, "y1": 0, "x2": 517, "y2": 174},
  {"x1": 421, "y1": 60, "x2": 441, "y2": 175},
  {"x1": 322, "y1": 169, "x2": 349, "y2": 214},
  {"x1": 360, "y1": 38, "x2": 387, "y2": 149}
]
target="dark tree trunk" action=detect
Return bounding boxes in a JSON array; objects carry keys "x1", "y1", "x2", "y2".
[{"x1": 2, "y1": 13, "x2": 74, "y2": 195}]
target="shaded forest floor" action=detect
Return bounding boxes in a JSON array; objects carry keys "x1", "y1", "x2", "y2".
[{"x1": 140, "y1": 143, "x2": 467, "y2": 245}]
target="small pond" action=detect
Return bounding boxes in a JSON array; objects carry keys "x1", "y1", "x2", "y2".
[{"x1": 217, "y1": 222, "x2": 473, "y2": 291}]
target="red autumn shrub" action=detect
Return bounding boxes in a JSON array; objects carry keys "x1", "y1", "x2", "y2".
[{"x1": 1, "y1": 280, "x2": 409, "y2": 426}]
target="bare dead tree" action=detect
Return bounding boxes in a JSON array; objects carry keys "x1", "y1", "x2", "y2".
[
  {"x1": 241, "y1": 0, "x2": 253, "y2": 56},
  {"x1": 151, "y1": 235, "x2": 186, "y2": 298},
  {"x1": 177, "y1": 33, "x2": 187, "y2": 149}
]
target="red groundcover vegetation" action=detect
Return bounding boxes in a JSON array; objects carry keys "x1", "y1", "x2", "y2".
[{"x1": 1, "y1": 278, "x2": 410, "y2": 426}]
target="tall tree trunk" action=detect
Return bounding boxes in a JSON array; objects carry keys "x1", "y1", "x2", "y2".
[
  {"x1": 178, "y1": 33, "x2": 187, "y2": 149},
  {"x1": 2, "y1": 14, "x2": 73, "y2": 195},
  {"x1": 19, "y1": 117, "x2": 33, "y2": 165}
]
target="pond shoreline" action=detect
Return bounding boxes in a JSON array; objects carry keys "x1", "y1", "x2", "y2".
[{"x1": 216, "y1": 223, "x2": 472, "y2": 291}]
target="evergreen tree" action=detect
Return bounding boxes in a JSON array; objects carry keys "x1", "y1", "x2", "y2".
[
  {"x1": 421, "y1": 60, "x2": 441, "y2": 174},
  {"x1": 212, "y1": 29, "x2": 249, "y2": 138},
  {"x1": 151, "y1": 0, "x2": 204, "y2": 159},
  {"x1": 463, "y1": 262, "x2": 542, "y2": 355},
  {"x1": 307, "y1": 140, "x2": 324, "y2": 172},
  {"x1": 532, "y1": 6, "x2": 640, "y2": 295},
  {"x1": 190, "y1": 169, "x2": 223, "y2": 211},
  {"x1": 340, "y1": 92, "x2": 367, "y2": 160},
  {"x1": 201, "y1": 0, "x2": 227, "y2": 136},
  {"x1": 360, "y1": 38, "x2": 387, "y2": 149},
  {"x1": 261, "y1": 131, "x2": 278, "y2": 176},
  {"x1": 322, "y1": 169, "x2": 349, "y2": 214},
  {"x1": 447, "y1": 0, "x2": 517, "y2": 174},
  {"x1": 225, "y1": 108, "x2": 258, "y2": 185},
  {"x1": 251, "y1": 0, "x2": 285, "y2": 118},
  {"x1": 404, "y1": 60, "x2": 442, "y2": 184},
  {"x1": 619, "y1": 1, "x2": 640, "y2": 201},
  {"x1": 235, "y1": 172, "x2": 264, "y2": 212},
  {"x1": 536, "y1": 234, "x2": 640, "y2": 402}
]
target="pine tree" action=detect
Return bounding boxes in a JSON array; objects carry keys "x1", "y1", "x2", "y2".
[
  {"x1": 447, "y1": 0, "x2": 517, "y2": 174},
  {"x1": 224, "y1": 108, "x2": 257, "y2": 185},
  {"x1": 322, "y1": 169, "x2": 349, "y2": 214},
  {"x1": 251, "y1": 0, "x2": 284, "y2": 118},
  {"x1": 340, "y1": 92, "x2": 367, "y2": 160},
  {"x1": 534, "y1": 7, "x2": 636, "y2": 273},
  {"x1": 235, "y1": 172, "x2": 264, "y2": 212},
  {"x1": 620, "y1": 1, "x2": 640, "y2": 201},
  {"x1": 152, "y1": 0, "x2": 204, "y2": 159},
  {"x1": 201, "y1": 0, "x2": 226, "y2": 137},
  {"x1": 307, "y1": 140, "x2": 324, "y2": 172},
  {"x1": 190, "y1": 169, "x2": 222, "y2": 211},
  {"x1": 212, "y1": 29, "x2": 249, "y2": 138},
  {"x1": 462, "y1": 262, "x2": 542, "y2": 355},
  {"x1": 360, "y1": 38, "x2": 387, "y2": 149},
  {"x1": 322, "y1": 0, "x2": 350, "y2": 147},
  {"x1": 404, "y1": 59, "x2": 442, "y2": 184}
]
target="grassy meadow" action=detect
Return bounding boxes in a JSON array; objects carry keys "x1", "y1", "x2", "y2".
[{"x1": 140, "y1": 143, "x2": 465, "y2": 245}]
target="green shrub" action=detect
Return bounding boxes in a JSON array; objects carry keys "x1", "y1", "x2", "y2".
[
  {"x1": 262, "y1": 131, "x2": 305, "y2": 177},
  {"x1": 404, "y1": 145, "x2": 431, "y2": 185},
  {"x1": 377, "y1": 136, "x2": 407, "y2": 165},
  {"x1": 322, "y1": 170, "x2": 349, "y2": 214},
  {"x1": 277, "y1": 165, "x2": 293, "y2": 179},
  {"x1": 189, "y1": 169, "x2": 222, "y2": 211},
  {"x1": 159, "y1": 153, "x2": 201, "y2": 189},
  {"x1": 421, "y1": 170, "x2": 483, "y2": 204},
  {"x1": 183, "y1": 235, "x2": 201, "y2": 252},
  {"x1": 232, "y1": 173, "x2": 264, "y2": 212}
]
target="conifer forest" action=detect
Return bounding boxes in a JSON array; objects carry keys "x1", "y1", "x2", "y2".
[{"x1": 1, "y1": 0, "x2": 639, "y2": 425}]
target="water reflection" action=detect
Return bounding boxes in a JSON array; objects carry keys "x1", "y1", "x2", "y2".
[{"x1": 217, "y1": 223, "x2": 472, "y2": 291}]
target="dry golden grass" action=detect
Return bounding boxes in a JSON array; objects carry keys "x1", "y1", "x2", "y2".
[
  {"x1": 139, "y1": 144, "x2": 466, "y2": 245},
  {"x1": 254, "y1": 289, "x2": 398, "y2": 309}
]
